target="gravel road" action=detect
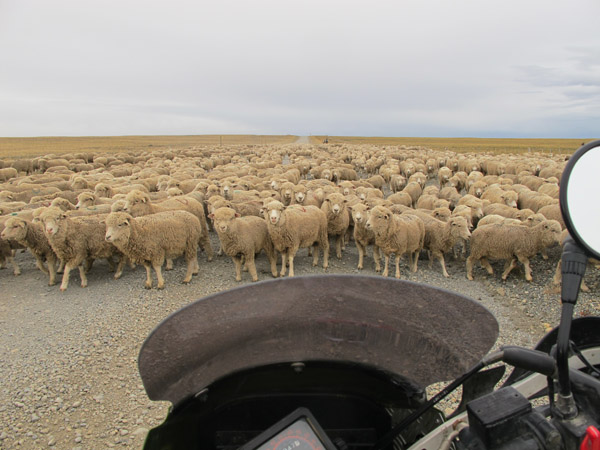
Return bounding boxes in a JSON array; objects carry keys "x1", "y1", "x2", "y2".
[{"x1": 1, "y1": 141, "x2": 598, "y2": 449}]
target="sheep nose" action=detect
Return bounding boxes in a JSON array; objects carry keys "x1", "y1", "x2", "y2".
[{"x1": 105, "y1": 234, "x2": 112, "y2": 242}]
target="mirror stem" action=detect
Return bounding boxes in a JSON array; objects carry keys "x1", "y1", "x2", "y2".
[{"x1": 556, "y1": 236, "x2": 587, "y2": 418}]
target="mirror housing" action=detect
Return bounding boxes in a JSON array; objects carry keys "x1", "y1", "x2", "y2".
[{"x1": 560, "y1": 139, "x2": 600, "y2": 260}]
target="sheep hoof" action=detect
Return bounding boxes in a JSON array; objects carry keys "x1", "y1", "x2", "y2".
[
  {"x1": 60, "y1": 286, "x2": 67, "y2": 292},
  {"x1": 357, "y1": 265, "x2": 363, "y2": 270},
  {"x1": 14, "y1": 270, "x2": 21, "y2": 276},
  {"x1": 144, "y1": 284, "x2": 152, "y2": 289},
  {"x1": 157, "y1": 284, "x2": 165, "y2": 290}
]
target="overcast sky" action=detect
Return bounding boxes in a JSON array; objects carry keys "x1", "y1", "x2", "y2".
[{"x1": 1, "y1": 0, "x2": 599, "y2": 138}]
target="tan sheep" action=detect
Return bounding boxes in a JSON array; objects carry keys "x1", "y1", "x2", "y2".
[
  {"x1": 1, "y1": 217, "x2": 58, "y2": 285},
  {"x1": 480, "y1": 185, "x2": 518, "y2": 208},
  {"x1": 348, "y1": 203, "x2": 381, "y2": 272},
  {"x1": 40, "y1": 207, "x2": 125, "y2": 291},
  {"x1": 366, "y1": 205, "x2": 425, "y2": 278},
  {"x1": 262, "y1": 200, "x2": 329, "y2": 277},
  {"x1": 466, "y1": 220, "x2": 562, "y2": 282},
  {"x1": 104, "y1": 211, "x2": 201, "y2": 289},
  {"x1": 209, "y1": 207, "x2": 278, "y2": 282},
  {"x1": 321, "y1": 192, "x2": 350, "y2": 259},
  {"x1": 123, "y1": 190, "x2": 213, "y2": 261}
]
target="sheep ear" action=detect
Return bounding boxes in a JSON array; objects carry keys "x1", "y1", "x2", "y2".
[
  {"x1": 235, "y1": 212, "x2": 241, "y2": 218},
  {"x1": 208, "y1": 213, "x2": 214, "y2": 220},
  {"x1": 384, "y1": 213, "x2": 389, "y2": 220}
]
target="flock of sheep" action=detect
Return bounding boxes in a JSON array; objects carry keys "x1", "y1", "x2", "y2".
[{"x1": 0, "y1": 143, "x2": 571, "y2": 291}]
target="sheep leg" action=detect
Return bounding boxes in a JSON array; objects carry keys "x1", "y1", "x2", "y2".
[
  {"x1": 356, "y1": 241, "x2": 366, "y2": 270},
  {"x1": 382, "y1": 254, "x2": 390, "y2": 277},
  {"x1": 143, "y1": 262, "x2": 153, "y2": 289},
  {"x1": 166, "y1": 258, "x2": 173, "y2": 271},
  {"x1": 412, "y1": 251, "x2": 420, "y2": 273},
  {"x1": 501, "y1": 258, "x2": 518, "y2": 281},
  {"x1": 59, "y1": 263, "x2": 73, "y2": 291},
  {"x1": 336, "y1": 235, "x2": 343, "y2": 259},
  {"x1": 279, "y1": 251, "x2": 288, "y2": 277},
  {"x1": 541, "y1": 249, "x2": 548, "y2": 260},
  {"x1": 78, "y1": 265, "x2": 88, "y2": 288},
  {"x1": 428, "y1": 250, "x2": 434, "y2": 269},
  {"x1": 245, "y1": 253, "x2": 258, "y2": 282},
  {"x1": 466, "y1": 256, "x2": 475, "y2": 280},
  {"x1": 287, "y1": 248, "x2": 298, "y2": 277},
  {"x1": 34, "y1": 255, "x2": 49, "y2": 275},
  {"x1": 113, "y1": 256, "x2": 126, "y2": 280},
  {"x1": 47, "y1": 255, "x2": 57, "y2": 286},
  {"x1": 182, "y1": 258, "x2": 195, "y2": 284},
  {"x1": 7, "y1": 255, "x2": 21, "y2": 276},
  {"x1": 321, "y1": 240, "x2": 329, "y2": 270},
  {"x1": 552, "y1": 260, "x2": 561, "y2": 286},
  {"x1": 84, "y1": 257, "x2": 94, "y2": 273},
  {"x1": 192, "y1": 257, "x2": 199, "y2": 275},
  {"x1": 154, "y1": 263, "x2": 165, "y2": 289},
  {"x1": 517, "y1": 255, "x2": 533, "y2": 281},
  {"x1": 480, "y1": 258, "x2": 494, "y2": 275},
  {"x1": 434, "y1": 250, "x2": 449, "y2": 277},
  {"x1": 106, "y1": 256, "x2": 116, "y2": 272},
  {"x1": 232, "y1": 255, "x2": 243, "y2": 281},
  {"x1": 311, "y1": 244, "x2": 320, "y2": 267},
  {"x1": 373, "y1": 245, "x2": 382, "y2": 272},
  {"x1": 394, "y1": 254, "x2": 401, "y2": 279},
  {"x1": 57, "y1": 259, "x2": 65, "y2": 274}
]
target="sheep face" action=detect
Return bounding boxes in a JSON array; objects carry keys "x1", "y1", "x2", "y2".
[
  {"x1": 1, "y1": 217, "x2": 27, "y2": 241},
  {"x1": 365, "y1": 206, "x2": 390, "y2": 233},
  {"x1": 264, "y1": 201, "x2": 285, "y2": 225},
  {"x1": 76, "y1": 193, "x2": 95, "y2": 209},
  {"x1": 501, "y1": 192, "x2": 518, "y2": 208},
  {"x1": 210, "y1": 208, "x2": 240, "y2": 233},
  {"x1": 294, "y1": 191, "x2": 306, "y2": 204},
  {"x1": 350, "y1": 205, "x2": 370, "y2": 225},
  {"x1": 449, "y1": 216, "x2": 471, "y2": 240},
  {"x1": 124, "y1": 191, "x2": 149, "y2": 216},
  {"x1": 40, "y1": 210, "x2": 66, "y2": 236},
  {"x1": 104, "y1": 213, "x2": 133, "y2": 244}
]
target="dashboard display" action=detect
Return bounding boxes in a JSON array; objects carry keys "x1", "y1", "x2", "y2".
[{"x1": 240, "y1": 408, "x2": 337, "y2": 450}]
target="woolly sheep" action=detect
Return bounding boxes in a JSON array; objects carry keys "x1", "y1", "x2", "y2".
[
  {"x1": 466, "y1": 220, "x2": 562, "y2": 282},
  {"x1": 321, "y1": 192, "x2": 350, "y2": 259},
  {"x1": 262, "y1": 200, "x2": 329, "y2": 277},
  {"x1": 1, "y1": 217, "x2": 58, "y2": 285},
  {"x1": 105, "y1": 211, "x2": 201, "y2": 289},
  {"x1": 40, "y1": 207, "x2": 125, "y2": 291},
  {"x1": 480, "y1": 185, "x2": 518, "y2": 208},
  {"x1": 366, "y1": 205, "x2": 425, "y2": 278},
  {"x1": 123, "y1": 190, "x2": 213, "y2": 261},
  {"x1": 209, "y1": 207, "x2": 278, "y2": 282},
  {"x1": 348, "y1": 203, "x2": 381, "y2": 272}
]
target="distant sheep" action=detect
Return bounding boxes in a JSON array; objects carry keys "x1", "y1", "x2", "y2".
[
  {"x1": 321, "y1": 192, "x2": 350, "y2": 259},
  {"x1": 348, "y1": 203, "x2": 381, "y2": 272}
]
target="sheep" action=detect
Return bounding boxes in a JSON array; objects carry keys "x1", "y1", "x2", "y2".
[
  {"x1": 348, "y1": 203, "x2": 381, "y2": 272},
  {"x1": 401, "y1": 182, "x2": 422, "y2": 208},
  {"x1": 466, "y1": 220, "x2": 562, "y2": 282},
  {"x1": 537, "y1": 203, "x2": 565, "y2": 229},
  {"x1": 437, "y1": 167, "x2": 453, "y2": 187},
  {"x1": 262, "y1": 200, "x2": 329, "y2": 277},
  {"x1": 209, "y1": 207, "x2": 278, "y2": 282},
  {"x1": 321, "y1": 192, "x2": 350, "y2": 259},
  {"x1": 405, "y1": 212, "x2": 471, "y2": 277},
  {"x1": 387, "y1": 192, "x2": 413, "y2": 207},
  {"x1": 39, "y1": 207, "x2": 125, "y2": 291},
  {"x1": 483, "y1": 203, "x2": 535, "y2": 221},
  {"x1": 75, "y1": 192, "x2": 112, "y2": 209},
  {"x1": 123, "y1": 190, "x2": 213, "y2": 261},
  {"x1": 389, "y1": 174, "x2": 406, "y2": 193},
  {"x1": 366, "y1": 205, "x2": 425, "y2": 278},
  {"x1": 0, "y1": 217, "x2": 58, "y2": 285},
  {"x1": 480, "y1": 185, "x2": 518, "y2": 208},
  {"x1": 477, "y1": 214, "x2": 522, "y2": 227},
  {"x1": 104, "y1": 211, "x2": 201, "y2": 289},
  {"x1": 0, "y1": 167, "x2": 18, "y2": 182}
]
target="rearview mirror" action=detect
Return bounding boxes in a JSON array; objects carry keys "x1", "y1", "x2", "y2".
[{"x1": 560, "y1": 140, "x2": 600, "y2": 260}]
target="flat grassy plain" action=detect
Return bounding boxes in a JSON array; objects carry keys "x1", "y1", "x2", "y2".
[
  {"x1": 0, "y1": 134, "x2": 595, "y2": 158},
  {"x1": 311, "y1": 136, "x2": 592, "y2": 155},
  {"x1": 0, "y1": 135, "x2": 297, "y2": 158}
]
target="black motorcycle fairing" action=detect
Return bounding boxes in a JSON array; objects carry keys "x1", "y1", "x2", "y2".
[
  {"x1": 139, "y1": 275, "x2": 499, "y2": 408},
  {"x1": 143, "y1": 360, "x2": 442, "y2": 450}
]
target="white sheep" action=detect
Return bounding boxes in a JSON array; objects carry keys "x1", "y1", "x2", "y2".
[
  {"x1": 39, "y1": 207, "x2": 125, "y2": 291},
  {"x1": 466, "y1": 220, "x2": 562, "y2": 282},
  {"x1": 320, "y1": 192, "x2": 350, "y2": 259},
  {"x1": 209, "y1": 207, "x2": 278, "y2": 282},
  {"x1": 348, "y1": 203, "x2": 381, "y2": 272},
  {"x1": 1, "y1": 216, "x2": 58, "y2": 285},
  {"x1": 262, "y1": 200, "x2": 329, "y2": 277},
  {"x1": 366, "y1": 205, "x2": 425, "y2": 278},
  {"x1": 104, "y1": 211, "x2": 201, "y2": 289}
]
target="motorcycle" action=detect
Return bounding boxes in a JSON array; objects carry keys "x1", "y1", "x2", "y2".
[{"x1": 138, "y1": 140, "x2": 600, "y2": 450}]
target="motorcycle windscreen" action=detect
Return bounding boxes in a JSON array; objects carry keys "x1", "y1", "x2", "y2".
[{"x1": 139, "y1": 275, "x2": 499, "y2": 406}]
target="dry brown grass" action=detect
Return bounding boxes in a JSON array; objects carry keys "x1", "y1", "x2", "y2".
[
  {"x1": 0, "y1": 135, "x2": 297, "y2": 158},
  {"x1": 311, "y1": 136, "x2": 593, "y2": 155}
]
